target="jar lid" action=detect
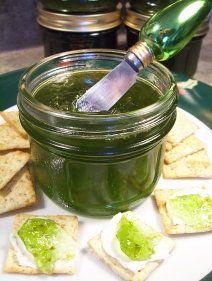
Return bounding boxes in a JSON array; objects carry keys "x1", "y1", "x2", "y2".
[
  {"x1": 124, "y1": 9, "x2": 149, "y2": 31},
  {"x1": 37, "y1": 4, "x2": 121, "y2": 32},
  {"x1": 124, "y1": 9, "x2": 210, "y2": 37}
]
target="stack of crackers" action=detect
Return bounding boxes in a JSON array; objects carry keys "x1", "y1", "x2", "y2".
[
  {"x1": 163, "y1": 110, "x2": 212, "y2": 179},
  {"x1": 0, "y1": 111, "x2": 36, "y2": 215}
]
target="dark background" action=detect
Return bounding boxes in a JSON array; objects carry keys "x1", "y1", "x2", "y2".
[{"x1": 0, "y1": 0, "x2": 41, "y2": 51}]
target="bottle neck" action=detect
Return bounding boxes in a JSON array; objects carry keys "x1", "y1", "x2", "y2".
[
  {"x1": 126, "y1": 0, "x2": 211, "y2": 69},
  {"x1": 125, "y1": 41, "x2": 154, "y2": 71}
]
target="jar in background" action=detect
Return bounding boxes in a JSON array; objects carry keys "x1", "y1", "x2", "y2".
[
  {"x1": 18, "y1": 49, "x2": 177, "y2": 216},
  {"x1": 40, "y1": 0, "x2": 119, "y2": 14},
  {"x1": 124, "y1": 8, "x2": 210, "y2": 77},
  {"x1": 129, "y1": 0, "x2": 175, "y2": 15},
  {"x1": 162, "y1": 20, "x2": 209, "y2": 76},
  {"x1": 37, "y1": 4, "x2": 121, "y2": 56}
]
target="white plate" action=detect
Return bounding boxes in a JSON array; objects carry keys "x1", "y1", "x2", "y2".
[{"x1": 0, "y1": 106, "x2": 212, "y2": 281}]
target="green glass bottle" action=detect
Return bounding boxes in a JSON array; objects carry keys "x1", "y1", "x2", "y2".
[
  {"x1": 76, "y1": 0, "x2": 211, "y2": 112},
  {"x1": 137, "y1": 0, "x2": 211, "y2": 61}
]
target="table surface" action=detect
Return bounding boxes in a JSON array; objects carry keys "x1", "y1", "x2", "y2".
[{"x1": 0, "y1": 68, "x2": 211, "y2": 281}]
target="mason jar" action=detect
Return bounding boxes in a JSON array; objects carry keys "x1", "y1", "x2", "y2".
[
  {"x1": 37, "y1": 4, "x2": 121, "y2": 56},
  {"x1": 18, "y1": 49, "x2": 177, "y2": 216}
]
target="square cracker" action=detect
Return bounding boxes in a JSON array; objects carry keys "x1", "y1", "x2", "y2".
[
  {"x1": 154, "y1": 188, "x2": 212, "y2": 234},
  {"x1": 0, "y1": 124, "x2": 30, "y2": 151},
  {"x1": 88, "y1": 231, "x2": 174, "y2": 281},
  {"x1": 163, "y1": 149, "x2": 212, "y2": 179},
  {"x1": 0, "y1": 111, "x2": 28, "y2": 139},
  {"x1": 165, "y1": 141, "x2": 173, "y2": 152},
  {"x1": 164, "y1": 135, "x2": 205, "y2": 164},
  {"x1": 0, "y1": 166, "x2": 36, "y2": 214},
  {"x1": 167, "y1": 110, "x2": 198, "y2": 146},
  {"x1": 0, "y1": 150, "x2": 30, "y2": 190},
  {"x1": 4, "y1": 214, "x2": 78, "y2": 274}
]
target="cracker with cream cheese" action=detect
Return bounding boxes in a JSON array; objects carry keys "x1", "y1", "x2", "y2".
[
  {"x1": 88, "y1": 215, "x2": 174, "y2": 281},
  {"x1": 154, "y1": 188, "x2": 212, "y2": 234},
  {"x1": 4, "y1": 214, "x2": 78, "y2": 274}
]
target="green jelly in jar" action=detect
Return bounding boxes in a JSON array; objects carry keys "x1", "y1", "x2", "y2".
[{"x1": 18, "y1": 50, "x2": 177, "y2": 216}]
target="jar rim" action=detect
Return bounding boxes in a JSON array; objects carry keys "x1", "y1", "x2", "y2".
[{"x1": 19, "y1": 49, "x2": 177, "y2": 124}]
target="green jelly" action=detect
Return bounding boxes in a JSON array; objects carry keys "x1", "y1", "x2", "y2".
[
  {"x1": 18, "y1": 218, "x2": 76, "y2": 274},
  {"x1": 34, "y1": 70, "x2": 161, "y2": 113},
  {"x1": 116, "y1": 215, "x2": 162, "y2": 261},
  {"x1": 169, "y1": 194, "x2": 212, "y2": 229}
]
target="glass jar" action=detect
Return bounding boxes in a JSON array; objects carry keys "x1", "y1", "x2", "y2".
[
  {"x1": 37, "y1": 4, "x2": 121, "y2": 56},
  {"x1": 40, "y1": 0, "x2": 119, "y2": 14},
  {"x1": 18, "y1": 49, "x2": 177, "y2": 216},
  {"x1": 124, "y1": 9, "x2": 210, "y2": 76}
]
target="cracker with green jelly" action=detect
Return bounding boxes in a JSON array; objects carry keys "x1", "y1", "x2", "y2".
[
  {"x1": 154, "y1": 188, "x2": 212, "y2": 234},
  {"x1": 88, "y1": 220, "x2": 174, "y2": 281},
  {"x1": 4, "y1": 214, "x2": 78, "y2": 274}
]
